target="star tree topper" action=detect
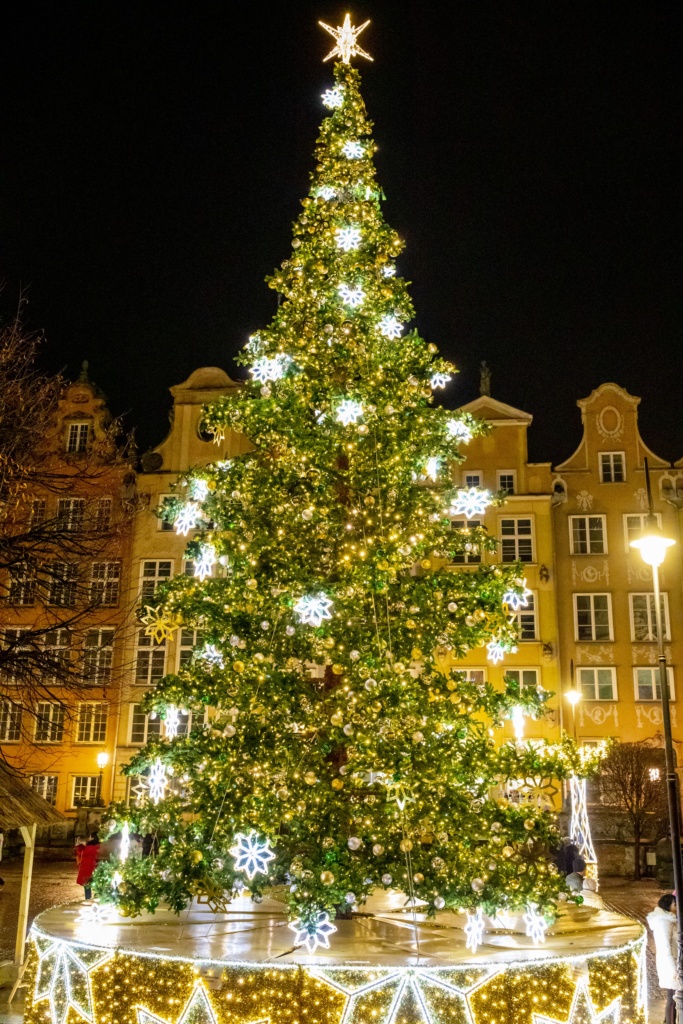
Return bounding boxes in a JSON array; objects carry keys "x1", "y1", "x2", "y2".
[{"x1": 319, "y1": 14, "x2": 373, "y2": 64}]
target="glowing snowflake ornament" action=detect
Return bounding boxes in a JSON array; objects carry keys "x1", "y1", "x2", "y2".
[
  {"x1": 342, "y1": 140, "x2": 364, "y2": 159},
  {"x1": 194, "y1": 544, "x2": 216, "y2": 581},
  {"x1": 523, "y1": 904, "x2": 548, "y2": 945},
  {"x1": 77, "y1": 901, "x2": 118, "y2": 925},
  {"x1": 336, "y1": 399, "x2": 363, "y2": 426},
  {"x1": 378, "y1": 314, "x2": 403, "y2": 339},
  {"x1": 446, "y1": 419, "x2": 473, "y2": 443},
  {"x1": 289, "y1": 912, "x2": 337, "y2": 954},
  {"x1": 464, "y1": 908, "x2": 485, "y2": 952},
  {"x1": 486, "y1": 640, "x2": 507, "y2": 665},
  {"x1": 148, "y1": 759, "x2": 167, "y2": 805},
  {"x1": 336, "y1": 226, "x2": 362, "y2": 251},
  {"x1": 201, "y1": 644, "x2": 224, "y2": 668},
  {"x1": 191, "y1": 478, "x2": 209, "y2": 502},
  {"x1": 251, "y1": 354, "x2": 289, "y2": 384},
  {"x1": 503, "y1": 585, "x2": 532, "y2": 612},
  {"x1": 451, "y1": 487, "x2": 492, "y2": 519},
  {"x1": 381, "y1": 263, "x2": 396, "y2": 277},
  {"x1": 425, "y1": 457, "x2": 440, "y2": 482},
  {"x1": 165, "y1": 705, "x2": 180, "y2": 740},
  {"x1": 229, "y1": 830, "x2": 276, "y2": 880},
  {"x1": 321, "y1": 86, "x2": 344, "y2": 109},
  {"x1": 174, "y1": 502, "x2": 200, "y2": 537},
  {"x1": 431, "y1": 372, "x2": 452, "y2": 389},
  {"x1": 338, "y1": 284, "x2": 365, "y2": 308},
  {"x1": 318, "y1": 186, "x2": 336, "y2": 200},
  {"x1": 294, "y1": 593, "x2": 333, "y2": 627}
]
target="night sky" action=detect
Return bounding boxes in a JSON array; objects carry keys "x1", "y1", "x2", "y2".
[{"x1": 2, "y1": 3, "x2": 680, "y2": 463}]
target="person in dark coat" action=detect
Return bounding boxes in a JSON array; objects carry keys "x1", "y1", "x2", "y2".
[{"x1": 76, "y1": 832, "x2": 101, "y2": 902}]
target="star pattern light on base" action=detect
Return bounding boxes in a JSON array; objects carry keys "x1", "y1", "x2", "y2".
[
  {"x1": 532, "y1": 984, "x2": 621, "y2": 1024},
  {"x1": 523, "y1": 904, "x2": 548, "y2": 946},
  {"x1": 336, "y1": 399, "x2": 364, "y2": 425},
  {"x1": 451, "y1": 488, "x2": 492, "y2": 519},
  {"x1": 294, "y1": 593, "x2": 333, "y2": 627},
  {"x1": 378, "y1": 314, "x2": 403, "y2": 339},
  {"x1": 229, "y1": 830, "x2": 276, "y2": 880},
  {"x1": 32, "y1": 933, "x2": 112, "y2": 1024},
  {"x1": 336, "y1": 226, "x2": 362, "y2": 251},
  {"x1": 289, "y1": 912, "x2": 337, "y2": 953},
  {"x1": 174, "y1": 502, "x2": 201, "y2": 537},
  {"x1": 136, "y1": 980, "x2": 234, "y2": 1024},
  {"x1": 319, "y1": 14, "x2": 373, "y2": 64},
  {"x1": 141, "y1": 606, "x2": 181, "y2": 644},
  {"x1": 148, "y1": 758, "x2": 168, "y2": 805},
  {"x1": 464, "y1": 908, "x2": 485, "y2": 953}
]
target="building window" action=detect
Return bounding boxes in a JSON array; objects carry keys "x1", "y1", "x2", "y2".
[
  {"x1": 76, "y1": 702, "x2": 108, "y2": 743},
  {"x1": 569, "y1": 515, "x2": 607, "y2": 555},
  {"x1": 450, "y1": 520, "x2": 482, "y2": 564},
  {"x1": 130, "y1": 704, "x2": 162, "y2": 745},
  {"x1": 8, "y1": 565, "x2": 36, "y2": 606},
  {"x1": 464, "y1": 471, "x2": 482, "y2": 488},
  {"x1": 34, "y1": 702, "x2": 65, "y2": 743},
  {"x1": 31, "y1": 498, "x2": 47, "y2": 527},
  {"x1": 578, "y1": 666, "x2": 617, "y2": 701},
  {"x1": 140, "y1": 560, "x2": 173, "y2": 602},
  {"x1": 43, "y1": 629, "x2": 71, "y2": 682},
  {"x1": 460, "y1": 669, "x2": 486, "y2": 685},
  {"x1": 90, "y1": 562, "x2": 121, "y2": 606},
  {"x1": 599, "y1": 452, "x2": 625, "y2": 483},
  {"x1": 136, "y1": 630, "x2": 167, "y2": 685},
  {"x1": 2, "y1": 629, "x2": 30, "y2": 686},
  {"x1": 83, "y1": 629, "x2": 114, "y2": 685},
  {"x1": 634, "y1": 666, "x2": 675, "y2": 702},
  {"x1": 48, "y1": 562, "x2": 78, "y2": 607},
  {"x1": 624, "y1": 512, "x2": 662, "y2": 553},
  {"x1": 505, "y1": 668, "x2": 540, "y2": 693},
  {"x1": 0, "y1": 700, "x2": 22, "y2": 742},
  {"x1": 511, "y1": 592, "x2": 538, "y2": 640},
  {"x1": 31, "y1": 775, "x2": 58, "y2": 805},
  {"x1": 157, "y1": 496, "x2": 176, "y2": 532},
  {"x1": 66, "y1": 422, "x2": 90, "y2": 454},
  {"x1": 574, "y1": 593, "x2": 613, "y2": 641},
  {"x1": 57, "y1": 497, "x2": 86, "y2": 532},
  {"x1": 72, "y1": 776, "x2": 100, "y2": 807},
  {"x1": 93, "y1": 497, "x2": 112, "y2": 533},
  {"x1": 500, "y1": 517, "x2": 534, "y2": 563},
  {"x1": 629, "y1": 593, "x2": 671, "y2": 642},
  {"x1": 497, "y1": 471, "x2": 516, "y2": 494},
  {"x1": 178, "y1": 628, "x2": 202, "y2": 669},
  {"x1": 183, "y1": 560, "x2": 197, "y2": 578}
]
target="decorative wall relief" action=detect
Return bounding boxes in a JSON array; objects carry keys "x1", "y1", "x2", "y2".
[
  {"x1": 576, "y1": 490, "x2": 594, "y2": 511},
  {"x1": 596, "y1": 406, "x2": 624, "y2": 442},
  {"x1": 631, "y1": 645, "x2": 672, "y2": 665},
  {"x1": 571, "y1": 560, "x2": 610, "y2": 587},
  {"x1": 576, "y1": 645, "x2": 615, "y2": 664},
  {"x1": 578, "y1": 703, "x2": 618, "y2": 728},
  {"x1": 626, "y1": 559, "x2": 651, "y2": 585},
  {"x1": 633, "y1": 488, "x2": 648, "y2": 511},
  {"x1": 635, "y1": 705, "x2": 677, "y2": 729}
]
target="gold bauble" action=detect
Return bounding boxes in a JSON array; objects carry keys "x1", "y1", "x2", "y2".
[
  {"x1": 192, "y1": 850, "x2": 203, "y2": 864},
  {"x1": 420, "y1": 559, "x2": 431, "y2": 570},
  {"x1": 411, "y1": 648, "x2": 423, "y2": 660},
  {"x1": 332, "y1": 663, "x2": 344, "y2": 675},
  {"x1": 413, "y1": 872, "x2": 424, "y2": 884},
  {"x1": 331, "y1": 778, "x2": 344, "y2": 790},
  {"x1": 330, "y1": 711, "x2": 344, "y2": 726},
  {"x1": 405, "y1": 619, "x2": 416, "y2": 629},
  {"x1": 399, "y1": 839, "x2": 413, "y2": 853},
  {"x1": 304, "y1": 771, "x2": 317, "y2": 786},
  {"x1": 232, "y1": 661, "x2": 245, "y2": 674},
  {"x1": 320, "y1": 870, "x2": 335, "y2": 885}
]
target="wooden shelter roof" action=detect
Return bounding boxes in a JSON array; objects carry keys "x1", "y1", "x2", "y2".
[{"x1": 0, "y1": 761, "x2": 66, "y2": 829}]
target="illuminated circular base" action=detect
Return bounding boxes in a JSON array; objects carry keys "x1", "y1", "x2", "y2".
[{"x1": 22, "y1": 897, "x2": 646, "y2": 1024}]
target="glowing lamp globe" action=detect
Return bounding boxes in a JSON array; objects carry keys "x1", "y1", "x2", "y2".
[
  {"x1": 630, "y1": 514, "x2": 675, "y2": 567},
  {"x1": 564, "y1": 690, "x2": 581, "y2": 707},
  {"x1": 96, "y1": 752, "x2": 109, "y2": 769}
]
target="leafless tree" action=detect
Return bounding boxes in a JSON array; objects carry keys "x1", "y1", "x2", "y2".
[{"x1": 598, "y1": 739, "x2": 669, "y2": 879}]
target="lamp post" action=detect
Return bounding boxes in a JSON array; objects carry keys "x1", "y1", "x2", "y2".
[
  {"x1": 630, "y1": 456, "x2": 682, "y2": 1013},
  {"x1": 564, "y1": 688, "x2": 581, "y2": 741},
  {"x1": 96, "y1": 752, "x2": 109, "y2": 806}
]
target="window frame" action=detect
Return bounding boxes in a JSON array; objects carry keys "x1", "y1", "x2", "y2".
[
  {"x1": 135, "y1": 629, "x2": 167, "y2": 685},
  {"x1": 57, "y1": 497, "x2": 86, "y2": 532},
  {"x1": 0, "y1": 699, "x2": 22, "y2": 742},
  {"x1": 83, "y1": 628, "x2": 114, "y2": 685},
  {"x1": 449, "y1": 519, "x2": 483, "y2": 565},
  {"x1": 48, "y1": 562, "x2": 79, "y2": 607},
  {"x1": 177, "y1": 628, "x2": 202, "y2": 671},
  {"x1": 90, "y1": 561, "x2": 121, "y2": 607},
  {"x1": 573, "y1": 592, "x2": 614, "y2": 642},
  {"x1": 623, "y1": 512, "x2": 662, "y2": 554},
  {"x1": 629, "y1": 592, "x2": 671, "y2": 642},
  {"x1": 66, "y1": 421, "x2": 90, "y2": 454},
  {"x1": 34, "y1": 702, "x2": 66, "y2": 744},
  {"x1": 7, "y1": 564, "x2": 36, "y2": 606},
  {"x1": 599, "y1": 451, "x2": 626, "y2": 483},
  {"x1": 504, "y1": 667, "x2": 541, "y2": 693},
  {"x1": 569, "y1": 514, "x2": 608, "y2": 555},
  {"x1": 510, "y1": 591, "x2": 538, "y2": 641},
  {"x1": 31, "y1": 775, "x2": 58, "y2": 805},
  {"x1": 496, "y1": 470, "x2": 517, "y2": 495},
  {"x1": 71, "y1": 775, "x2": 100, "y2": 808},
  {"x1": 43, "y1": 628, "x2": 72, "y2": 683},
  {"x1": 129, "y1": 703, "x2": 162, "y2": 745},
  {"x1": 463, "y1": 470, "x2": 483, "y2": 489},
  {"x1": 139, "y1": 559, "x2": 174, "y2": 603},
  {"x1": 577, "y1": 666, "x2": 618, "y2": 702},
  {"x1": 499, "y1": 515, "x2": 535, "y2": 564},
  {"x1": 76, "y1": 701, "x2": 108, "y2": 744},
  {"x1": 633, "y1": 666, "x2": 675, "y2": 703}
]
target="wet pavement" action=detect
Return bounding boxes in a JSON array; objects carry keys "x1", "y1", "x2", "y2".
[{"x1": 0, "y1": 862, "x2": 671, "y2": 1022}]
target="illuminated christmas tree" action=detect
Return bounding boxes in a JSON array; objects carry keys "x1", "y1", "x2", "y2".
[{"x1": 96, "y1": 18, "x2": 599, "y2": 950}]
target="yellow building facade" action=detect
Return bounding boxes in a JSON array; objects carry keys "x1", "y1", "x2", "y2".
[
  {"x1": 552, "y1": 382, "x2": 683, "y2": 754},
  {"x1": 112, "y1": 367, "x2": 249, "y2": 802}
]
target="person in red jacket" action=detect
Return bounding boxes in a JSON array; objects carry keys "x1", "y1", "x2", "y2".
[{"x1": 76, "y1": 832, "x2": 100, "y2": 902}]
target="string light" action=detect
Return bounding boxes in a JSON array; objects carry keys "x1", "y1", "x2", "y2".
[
  {"x1": 338, "y1": 283, "x2": 365, "y2": 307},
  {"x1": 523, "y1": 904, "x2": 549, "y2": 946},
  {"x1": 430, "y1": 372, "x2": 451, "y2": 389},
  {"x1": 164, "y1": 705, "x2": 181, "y2": 740},
  {"x1": 119, "y1": 822, "x2": 130, "y2": 863},
  {"x1": 446, "y1": 419, "x2": 472, "y2": 443},
  {"x1": 464, "y1": 907, "x2": 485, "y2": 952},
  {"x1": 503, "y1": 584, "x2": 532, "y2": 612},
  {"x1": 194, "y1": 544, "x2": 216, "y2": 581},
  {"x1": 319, "y1": 14, "x2": 373, "y2": 64},
  {"x1": 342, "y1": 140, "x2": 364, "y2": 159}
]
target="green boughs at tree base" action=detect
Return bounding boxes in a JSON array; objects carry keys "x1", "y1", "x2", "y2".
[{"x1": 93, "y1": 63, "x2": 602, "y2": 935}]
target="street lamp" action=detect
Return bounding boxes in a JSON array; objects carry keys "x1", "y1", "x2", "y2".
[
  {"x1": 564, "y1": 687, "x2": 581, "y2": 741},
  {"x1": 96, "y1": 752, "x2": 109, "y2": 805},
  {"x1": 630, "y1": 456, "x2": 682, "y2": 1015}
]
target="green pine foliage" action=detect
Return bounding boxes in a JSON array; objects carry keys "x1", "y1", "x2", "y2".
[{"x1": 94, "y1": 64, "x2": 600, "y2": 936}]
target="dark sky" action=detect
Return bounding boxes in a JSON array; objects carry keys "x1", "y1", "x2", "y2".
[{"x1": 2, "y1": 3, "x2": 680, "y2": 463}]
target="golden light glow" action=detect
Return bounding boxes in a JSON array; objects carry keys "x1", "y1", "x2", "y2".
[{"x1": 319, "y1": 14, "x2": 373, "y2": 64}]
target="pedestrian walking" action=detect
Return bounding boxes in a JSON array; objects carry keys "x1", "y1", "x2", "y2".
[
  {"x1": 647, "y1": 893, "x2": 680, "y2": 1023},
  {"x1": 566, "y1": 856, "x2": 587, "y2": 892},
  {"x1": 76, "y1": 831, "x2": 101, "y2": 903}
]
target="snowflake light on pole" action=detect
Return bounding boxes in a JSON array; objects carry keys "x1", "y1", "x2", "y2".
[
  {"x1": 321, "y1": 86, "x2": 344, "y2": 109},
  {"x1": 503, "y1": 584, "x2": 531, "y2": 612},
  {"x1": 148, "y1": 759, "x2": 168, "y2": 805},
  {"x1": 338, "y1": 284, "x2": 365, "y2": 307},
  {"x1": 451, "y1": 487, "x2": 491, "y2": 519},
  {"x1": 319, "y1": 13, "x2": 373, "y2": 64},
  {"x1": 194, "y1": 544, "x2": 216, "y2": 581},
  {"x1": 289, "y1": 912, "x2": 337, "y2": 953},
  {"x1": 446, "y1": 419, "x2": 472, "y2": 443},
  {"x1": 342, "y1": 140, "x2": 364, "y2": 159},
  {"x1": 430, "y1": 372, "x2": 451, "y2": 389},
  {"x1": 378, "y1": 314, "x2": 403, "y2": 339},
  {"x1": 165, "y1": 705, "x2": 181, "y2": 740},
  {"x1": 464, "y1": 907, "x2": 485, "y2": 953},
  {"x1": 336, "y1": 399, "x2": 363, "y2": 425},
  {"x1": 335, "y1": 226, "x2": 362, "y2": 251},
  {"x1": 294, "y1": 593, "x2": 333, "y2": 627},
  {"x1": 174, "y1": 502, "x2": 201, "y2": 537},
  {"x1": 523, "y1": 904, "x2": 548, "y2": 946},
  {"x1": 229, "y1": 830, "x2": 276, "y2": 880}
]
